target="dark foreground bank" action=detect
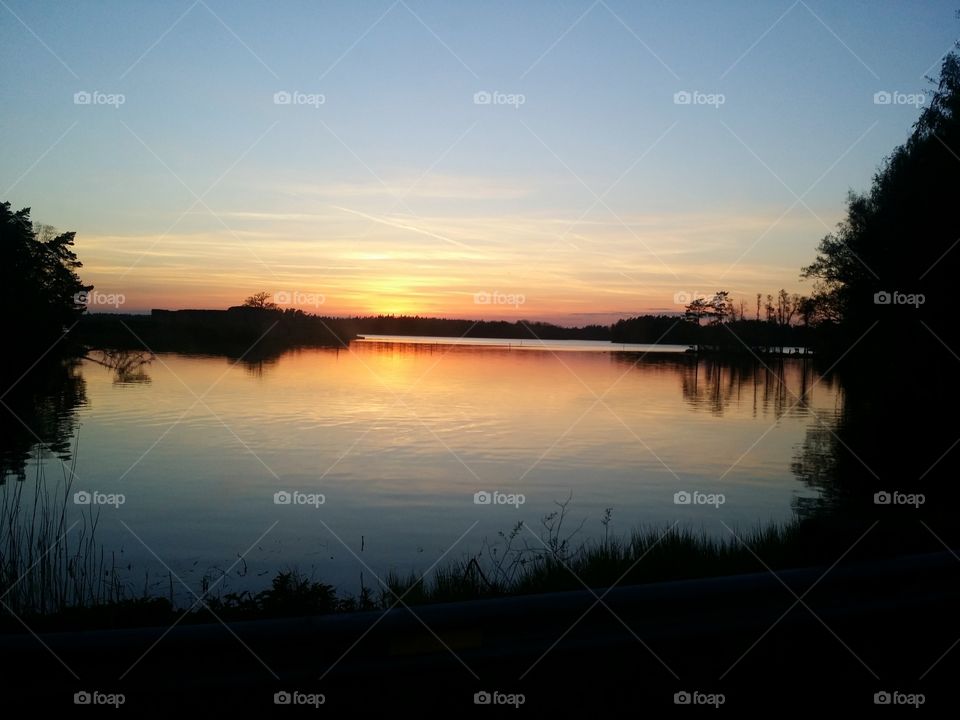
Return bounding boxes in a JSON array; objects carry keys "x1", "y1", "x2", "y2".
[{"x1": 2, "y1": 550, "x2": 957, "y2": 711}]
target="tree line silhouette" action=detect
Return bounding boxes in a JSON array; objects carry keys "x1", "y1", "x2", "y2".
[
  {"x1": 795, "y1": 50, "x2": 960, "y2": 511},
  {"x1": 0, "y1": 202, "x2": 90, "y2": 378}
]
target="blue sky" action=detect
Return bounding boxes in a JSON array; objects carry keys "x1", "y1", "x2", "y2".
[{"x1": 1, "y1": 0, "x2": 955, "y2": 321}]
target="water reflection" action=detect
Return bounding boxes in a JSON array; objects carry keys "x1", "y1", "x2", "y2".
[
  {"x1": 790, "y1": 421, "x2": 840, "y2": 517},
  {"x1": 87, "y1": 349, "x2": 154, "y2": 385},
  {"x1": 1, "y1": 341, "x2": 843, "y2": 595},
  {"x1": 0, "y1": 359, "x2": 87, "y2": 482},
  {"x1": 681, "y1": 357, "x2": 830, "y2": 418}
]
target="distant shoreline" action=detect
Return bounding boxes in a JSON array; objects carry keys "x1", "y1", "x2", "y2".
[{"x1": 70, "y1": 309, "x2": 813, "y2": 358}]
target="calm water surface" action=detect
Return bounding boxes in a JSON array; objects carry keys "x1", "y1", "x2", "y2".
[{"x1": 22, "y1": 338, "x2": 840, "y2": 598}]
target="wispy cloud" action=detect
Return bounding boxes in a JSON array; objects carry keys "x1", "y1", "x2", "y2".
[
  {"x1": 283, "y1": 175, "x2": 534, "y2": 202},
  {"x1": 330, "y1": 205, "x2": 478, "y2": 251}
]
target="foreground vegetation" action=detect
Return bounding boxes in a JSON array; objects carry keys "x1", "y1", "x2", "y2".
[{"x1": 2, "y1": 483, "x2": 952, "y2": 634}]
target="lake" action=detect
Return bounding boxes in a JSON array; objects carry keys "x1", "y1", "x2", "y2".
[{"x1": 5, "y1": 337, "x2": 839, "y2": 601}]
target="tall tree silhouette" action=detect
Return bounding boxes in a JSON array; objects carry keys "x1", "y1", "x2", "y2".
[
  {"x1": 0, "y1": 202, "x2": 91, "y2": 376},
  {"x1": 800, "y1": 51, "x2": 960, "y2": 501},
  {"x1": 802, "y1": 52, "x2": 960, "y2": 356}
]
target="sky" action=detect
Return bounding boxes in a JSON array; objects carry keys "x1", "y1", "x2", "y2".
[{"x1": 1, "y1": 0, "x2": 955, "y2": 324}]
